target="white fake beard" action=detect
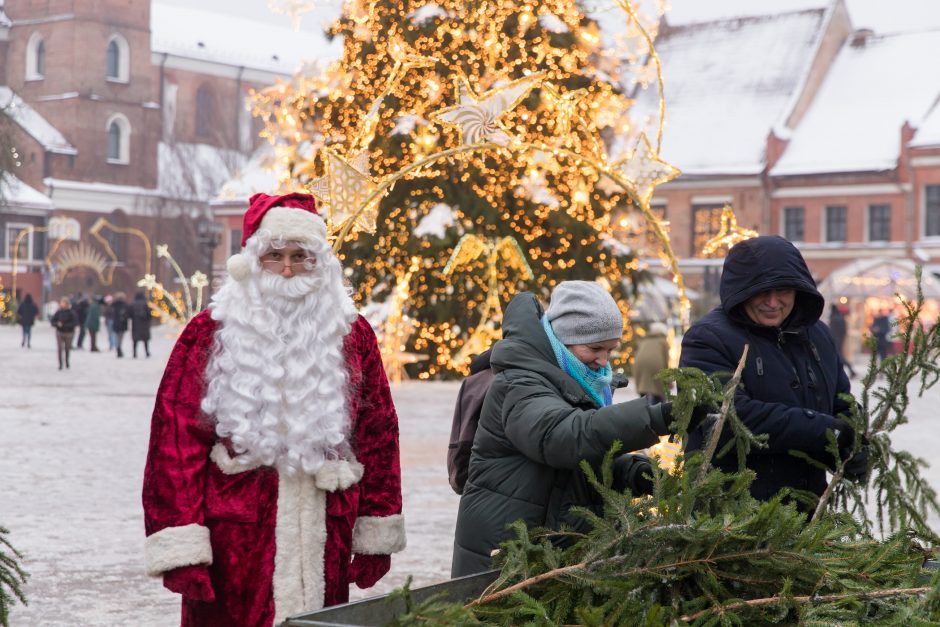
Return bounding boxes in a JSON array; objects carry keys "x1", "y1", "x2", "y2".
[{"x1": 201, "y1": 235, "x2": 359, "y2": 475}]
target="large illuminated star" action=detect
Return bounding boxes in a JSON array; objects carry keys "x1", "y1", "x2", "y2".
[
  {"x1": 701, "y1": 204, "x2": 759, "y2": 256},
  {"x1": 310, "y1": 150, "x2": 383, "y2": 234},
  {"x1": 541, "y1": 82, "x2": 590, "y2": 136},
  {"x1": 430, "y1": 73, "x2": 542, "y2": 147},
  {"x1": 605, "y1": 133, "x2": 680, "y2": 207}
]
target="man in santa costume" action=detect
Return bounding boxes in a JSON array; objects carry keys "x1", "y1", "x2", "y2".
[{"x1": 142, "y1": 192, "x2": 405, "y2": 626}]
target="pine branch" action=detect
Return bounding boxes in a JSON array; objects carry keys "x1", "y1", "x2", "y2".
[
  {"x1": 697, "y1": 344, "x2": 748, "y2": 483},
  {"x1": 680, "y1": 586, "x2": 931, "y2": 623}
]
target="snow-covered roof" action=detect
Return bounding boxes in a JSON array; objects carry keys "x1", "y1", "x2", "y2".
[
  {"x1": 150, "y1": 3, "x2": 341, "y2": 76},
  {"x1": 663, "y1": 0, "x2": 827, "y2": 26},
  {"x1": 772, "y1": 28, "x2": 940, "y2": 175},
  {"x1": 0, "y1": 173, "x2": 53, "y2": 209},
  {"x1": 158, "y1": 142, "x2": 249, "y2": 201},
  {"x1": 628, "y1": 8, "x2": 827, "y2": 175},
  {"x1": 910, "y1": 102, "x2": 940, "y2": 149},
  {"x1": 0, "y1": 87, "x2": 77, "y2": 155},
  {"x1": 212, "y1": 144, "x2": 281, "y2": 203}
]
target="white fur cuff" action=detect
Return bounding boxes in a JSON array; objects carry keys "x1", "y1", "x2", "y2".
[
  {"x1": 211, "y1": 443, "x2": 263, "y2": 475},
  {"x1": 314, "y1": 459, "x2": 364, "y2": 492},
  {"x1": 144, "y1": 524, "x2": 213, "y2": 576},
  {"x1": 351, "y1": 514, "x2": 406, "y2": 555}
]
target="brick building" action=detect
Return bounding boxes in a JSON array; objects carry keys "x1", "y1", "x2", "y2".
[{"x1": 0, "y1": 0, "x2": 330, "y2": 309}]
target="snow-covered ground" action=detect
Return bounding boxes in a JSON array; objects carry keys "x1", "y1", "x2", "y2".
[{"x1": 2, "y1": 322, "x2": 939, "y2": 625}]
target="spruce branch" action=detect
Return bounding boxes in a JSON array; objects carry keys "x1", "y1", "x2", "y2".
[
  {"x1": 0, "y1": 526, "x2": 28, "y2": 627},
  {"x1": 697, "y1": 344, "x2": 749, "y2": 483}
]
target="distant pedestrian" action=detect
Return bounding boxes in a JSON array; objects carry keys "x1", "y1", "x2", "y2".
[
  {"x1": 73, "y1": 293, "x2": 89, "y2": 349},
  {"x1": 17, "y1": 293, "x2": 39, "y2": 349},
  {"x1": 870, "y1": 309, "x2": 892, "y2": 363},
  {"x1": 130, "y1": 291, "x2": 152, "y2": 358},
  {"x1": 51, "y1": 297, "x2": 80, "y2": 370},
  {"x1": 110, "y1": 292, "x2": 130, "y2": 358},
  {"x1": 634, "y1": 322, "x2": 670, "y2": 405},
  {"x1": 103, "y1": 294, "x2": 117, "y2": 351},
  {"x1": 85, "y1": 296, "x2": 102, "y2": 352},
  {"x1": 828, "y1": 304, "x2": 855, "y2": 378}
]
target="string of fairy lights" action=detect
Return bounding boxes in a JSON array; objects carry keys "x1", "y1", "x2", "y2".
[{"x1": 251, "y1": 0, "x2": 695, "y2": 376}]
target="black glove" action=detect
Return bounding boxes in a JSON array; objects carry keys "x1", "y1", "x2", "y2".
[
  {"x1": 613, "y1": 454, "x2": 655, "y2": 496},
  {"x1": 835, "y1": 421, "x2": 869, "y2": 481},
  {"x1": 659, "y1": 401, "x2": 716, "y2": 434}
]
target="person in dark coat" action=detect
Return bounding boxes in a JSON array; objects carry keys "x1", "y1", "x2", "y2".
[
  {"x1": 828, "y1": 304, "x2": 855, "y2": 378},
  {"x1": 130, "y1": 291, "x2": 152, "y2": 358},
  {"x1": 16, "y1": 293, "x2": 39, "y2": 348},
  {"x1": 869, "y1": 309, "x2": 892, "y2": 363},
  {"x1": 452, "y1": 281, "x2": 703, "y2": 577},
  {"x1": 85, "y1": 296, "x2": 102, "y2": 352},
  {"x1": 51, "y1": 296, "x2": 80, "y2": 370},
  {"x1": 110, "y1": 292, "x2": 130, "y2": 358},
  {"x1": 73, "y1": 293, "x2": 89, "y2": 349},
  {"x1": 679, "y1": 236, "x2": 867, "y2": 507}
]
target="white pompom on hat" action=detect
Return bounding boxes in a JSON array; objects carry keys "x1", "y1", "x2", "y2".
[{"x1": 226, "y1": 192, "x2": 327, "y2": 281}]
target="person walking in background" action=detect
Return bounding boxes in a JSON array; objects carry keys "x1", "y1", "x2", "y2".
[
  {"x1": 633, "y1": 322, "x2": 670, "y2": 405},
  {"x1": 110, "y1": 292, "x2": 130, "y2": 358},
  {"x1": 828, "y1": 304, "x2": 855, "y2": 378},
  {"x1": 51, "y1": 297, "x2": 80, "y2": 370},
  {"x1": 85, "y1": 296, "x2": 102, "y2": 352},
  {"x1": 870, "y1": 309, "x2": 892, "y2": 363},
  {"x1": 452, "y1": 281, "x2": 712, "y2": 577},
  {"x1": 103, "y1": 294, "x2": 117, "y2": 351},
  {"x1": 130, "y1": 291, "x2": 152, "y2": 358},
  {"x1": 17, "y1": 293, "x2": 39, "y2": 348},
  {"x1": 73, "y1": 293, "x2": 89, "y2": 349}
]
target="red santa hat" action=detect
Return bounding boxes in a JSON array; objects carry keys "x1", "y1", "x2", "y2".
[{"x1": 226, "y1": 192, "x2": 327, "y2": 281}]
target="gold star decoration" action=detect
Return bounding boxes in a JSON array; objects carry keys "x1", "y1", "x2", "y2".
[
  {"x1": 430, "y1": 73, "x2": 542, "y2": 147},
  {"x1": 701, "y1": 204, "x2": 759, "y2": 256},
  {"x1": 605, "y1": 132, "x2": 680, "y2": 207},
  {"x1": 541, "y1": 82, "x2": 590, "y2": 136},
  {"x1": 309, "y1": 150, "x2": 383, "y2": 234}
]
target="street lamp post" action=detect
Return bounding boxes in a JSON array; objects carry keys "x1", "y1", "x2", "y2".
[{"x1": 197, "y1": 219, "x2": 224, "y2": 301}]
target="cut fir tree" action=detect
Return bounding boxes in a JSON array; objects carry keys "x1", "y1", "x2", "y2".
[
  {"x1": 388, "y1": 279, "x2": 940, "y2": 625},
  {"x1": 254, "y1": 0, "x2": 667, "y2": 376}
]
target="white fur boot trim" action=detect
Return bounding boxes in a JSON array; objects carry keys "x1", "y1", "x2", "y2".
[
  {"x1": 272, "y1": 472, "x2": 327, "y2": 625},
  {"x1": 314, "y1": 458, "x2": 364, "y2": 492},
  {"x1": 144, "y1": 524, "x2": 212, "y2": 576},
  {"x1": 351, "y1": 514, "x2": 406, "y2": 555},
  {"x1": 210, "y1": 442, "x2": 263, "y2": 475}
]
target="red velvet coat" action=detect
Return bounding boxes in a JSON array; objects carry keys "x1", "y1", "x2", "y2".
[{"x1": 142, "y1": 311, "x2": 405, "y2": 626}]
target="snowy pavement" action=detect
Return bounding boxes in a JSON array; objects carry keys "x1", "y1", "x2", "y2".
[{"x1": 1, "y1": 322, "x2": 939, "y2": 625}]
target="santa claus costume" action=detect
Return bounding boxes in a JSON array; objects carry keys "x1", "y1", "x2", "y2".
[{"x1": 142, "y1": 193, "x2": 405, "y2": 626}]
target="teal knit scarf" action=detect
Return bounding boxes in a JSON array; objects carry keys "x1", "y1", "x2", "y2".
[{"x1": 541, "y1": 315, "x2": 613, "y2": 408}]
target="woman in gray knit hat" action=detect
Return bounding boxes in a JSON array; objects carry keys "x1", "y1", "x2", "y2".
[{"x1": 452, "y1": 281, "x2": 697, "y2": 577}]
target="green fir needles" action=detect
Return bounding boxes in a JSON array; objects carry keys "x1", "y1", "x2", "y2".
[{"x1": 0, "y1": 526, "x2": 27, "y2": 627}]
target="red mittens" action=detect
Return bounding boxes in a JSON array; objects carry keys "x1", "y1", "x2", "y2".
[{"x1": 346, "y1": 554, "x2": 391, "y2": 589}]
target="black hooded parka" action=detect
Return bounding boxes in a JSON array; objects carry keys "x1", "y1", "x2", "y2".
[{"x1": 679, "y1": 236, "x2": 852, "y2": 502}]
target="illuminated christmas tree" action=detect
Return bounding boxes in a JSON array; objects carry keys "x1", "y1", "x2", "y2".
[{"x1": 255, "y1": 0, "x2": 678, "y2": 376}]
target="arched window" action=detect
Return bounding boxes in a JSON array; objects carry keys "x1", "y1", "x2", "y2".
[
  {"x1": 105, "y1": 34, "x2": 130, "y2": 82},
  {"x1": 105, "y1": 113, "x2": 131, "y2": 164},
  {"x1": 195, "y1": 84, "x2": 213, "y2": 137},
  {"x1": 25, "y1": 32, "x2": 45, "y2": 80}
]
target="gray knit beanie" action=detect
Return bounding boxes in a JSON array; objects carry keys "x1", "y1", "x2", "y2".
[{"x1": 546, "y1": 281, "x2": 623, "y2": 345}]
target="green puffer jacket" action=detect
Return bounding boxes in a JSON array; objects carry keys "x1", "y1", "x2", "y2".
[{"x1": 451, "y1": 292, "x2": 670, "y2": 577}]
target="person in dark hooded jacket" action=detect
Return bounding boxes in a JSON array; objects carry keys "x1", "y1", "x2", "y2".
[
  {"x1": 679, "y1": 236, "x2": 866, "y2": 506},
  {"x1": 130, "y1": 291, "x2": 152, "y2": 358},
  {"x1": 452, "y1": 281, "x2": 707, "y2": 577}
]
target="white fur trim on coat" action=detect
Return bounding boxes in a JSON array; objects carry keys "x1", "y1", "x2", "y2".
[
  {"x1": 258, "y1": 206, "x2": 328, "y2": 246},
  {"x1": 144, "y1": 524, "x2": 213, "y2": 576},
  {"x1": 351, "y1": 514, "x2": 407, "y2": 555},
  {"x1": 272, "y1": 472, "x2": 327, "y2": 624},
  {"x1": 314, "y1": 458, "x2": 364, "y2": 492},
  {"x1": 210, "y1": 442, "x2": 264, "y2": 475}
]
